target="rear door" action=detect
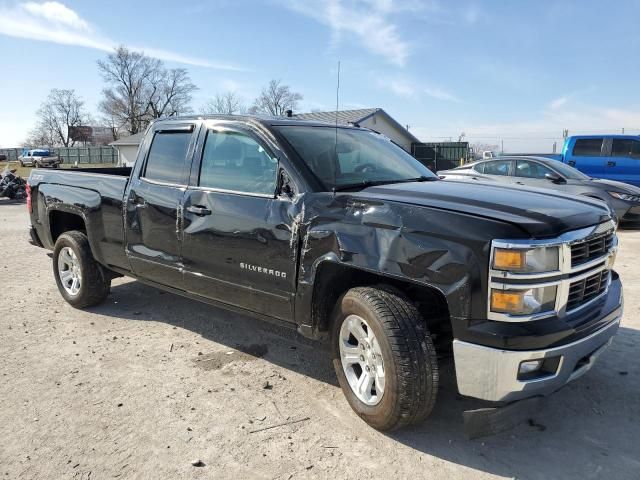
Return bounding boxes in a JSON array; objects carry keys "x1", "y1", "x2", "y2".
[
  {"x1": 607, "y1": 138, "x2": 640, "y2": 186},
  {"x1": 566, "y1": 137, "x2": 605, "y2": 178},
  {"x1": 180, "y1": 121, "x2": 297, "y2": 321},
  {"x1": 124, "y1": 123, "x2": 197, "y2": 287}
]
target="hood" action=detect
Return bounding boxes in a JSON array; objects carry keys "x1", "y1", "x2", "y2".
[
  {"x1": 359, "y1": 180, "x2": 612, "y2": 238},
  {"x1": 590, "y1": 178, "x2": 640, "y2": 194}
]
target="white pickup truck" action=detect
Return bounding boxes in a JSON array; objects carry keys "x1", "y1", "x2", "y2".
[{"x1": 18, "y1": 149, "x2": 61, "y2": 168}]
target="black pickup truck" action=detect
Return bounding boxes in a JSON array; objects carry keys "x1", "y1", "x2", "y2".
[{"x1": 27, "y1": 115, "x2": 623, "y2": 432}]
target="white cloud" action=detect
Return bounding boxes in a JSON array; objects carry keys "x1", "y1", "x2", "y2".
[
  {"x1": 548, "y1": 96, "x2": 568, "y2": 110},
  {"x1": 423, "y1": 85, "x2": 460, "y2": 102},
  {"x1": 0, "y1": 1, "x2": 243, "y2": 69},
  {"x1": 377, "y1": 76, "x2": 460, "y2": 102},
  {"x1": 280, "y1": 0, "x2": 413, "y2": 66},
  {"x1": 23, "y1": 1, "x2": 90, "y2": 31}
]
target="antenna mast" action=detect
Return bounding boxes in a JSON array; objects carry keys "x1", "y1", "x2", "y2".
[{"x1": 333, "y1": 61, "x2": 340, "y2": 193}]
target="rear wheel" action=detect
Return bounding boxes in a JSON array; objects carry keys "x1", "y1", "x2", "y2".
[
  {"x1": 330, "y1": 286, "x2": 439, "y2": 431},
  {"x1": 53, "y1": 231, "x2": 110, "y2": 308}
]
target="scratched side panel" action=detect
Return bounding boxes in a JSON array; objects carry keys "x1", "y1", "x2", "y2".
[
  {"x1": 181, "y1": 190, "x2": 299, "y2": 321},
  {"x1": 124, "y1": 179, "x2": 185, "y2": 287}
]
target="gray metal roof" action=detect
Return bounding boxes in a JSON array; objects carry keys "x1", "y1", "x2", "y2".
[
  {"x1": 294, "y1": 108, "x2": 379, "y2": 125},
  {"x1": 109, "y1": 132, "x2": 145, "y2": 146},
  {"x1": 294, "y1": 108, "x2": 420, "y2": 144}
]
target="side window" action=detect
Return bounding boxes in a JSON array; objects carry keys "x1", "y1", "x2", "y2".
[
  {"x1": 483, "y1": 160, "x2": 511, "y2": 176},
  {"x1": 474, "y1": 163, "x2": 485, "y2": 173},
  {"x1": 612, "y1": 139, "x2": 640, "y2": 159},
  {"x1": 515, "y1": 160, "x2": 553, "y2": 179},
  {"x1": 199, "y1": 130, "x2": 277, "y2": 195},
  {"x1": 143, "y1": 131, "x2": 192, "y2": 183},
  {"x1": 573, "y1": 138, "x2": 603, "y2": 156}
]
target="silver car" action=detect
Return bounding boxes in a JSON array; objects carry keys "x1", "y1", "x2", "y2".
[{"x1": 438, "y1": 156, "x2": 640, "y2": 224}]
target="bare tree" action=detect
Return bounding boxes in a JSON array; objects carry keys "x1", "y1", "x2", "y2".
[
  {"x1": 249, "y1": 79, "x2": 303, "y2": 116},
  {"x1": 147, "y1": 68, "x2": 197, "y2": 119},
  {"x1": 98, "y1": 46, "x2": 197, "y2": 135},
  {"x1": 201, "y1": 91, "x2": 245, "y2": 115},
  {"x1": 27, "y1": 89, "x2": 91, "y2": 147}
]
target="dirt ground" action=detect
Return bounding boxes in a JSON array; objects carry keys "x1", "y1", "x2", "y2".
[{"x1": 1, "y1": 199, "x2": 639, "y2": 480}]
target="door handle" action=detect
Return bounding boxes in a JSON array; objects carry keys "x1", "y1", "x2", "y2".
[
  {"x1": 516, "y1": 181, "x2": 524, "y2": 185},
  {"x1": 186, "y1": 205, "x2": 212, "y2": 216},
  {"x1": 607, "y1": 161, "x2": 616, "y2": 167},
  {"x1": 129, "y1": 195, "x2": 146, "y2": 207},
  {"x1": 568, "y1": 161, "x2": 576, "y2": 167}
]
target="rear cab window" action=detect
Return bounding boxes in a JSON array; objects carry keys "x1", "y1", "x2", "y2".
[
  {"x1": 143, "y1": 129, "x2": 193, "y2": 184},
  {"x1": 573, "y1": 138, "x2": 603, "y2": 157}
]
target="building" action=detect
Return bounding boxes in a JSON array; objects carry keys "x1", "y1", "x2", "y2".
[
  {"x1": 294, "y1": 108, "x2": 420, "y2": 152},
  {"x1": 109, "y1": 132, "x2": 145, "y2": 166}
]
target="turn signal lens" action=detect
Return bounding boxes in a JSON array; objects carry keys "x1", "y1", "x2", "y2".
[
  {"x1": 490, "y1": 286, "x2": 557, "y2": 316},
  {"x1": 493, "y1": 249, "x2": 525, "y2": 270},
  {"x1": 491, "y1": 290, "x2": 524, "y2": 313}
]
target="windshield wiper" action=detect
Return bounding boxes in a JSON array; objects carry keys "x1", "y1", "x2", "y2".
[{"x1": 331, "y1": 176, "x2": 438, "y2": 192}]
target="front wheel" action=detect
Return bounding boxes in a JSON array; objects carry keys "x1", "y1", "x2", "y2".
[
  {"x1": 53, "y1": 231, "x2": 110, "y2": 308},
  {"x1": 331, "y1": 286, "x2": 439, "y2": 431}
]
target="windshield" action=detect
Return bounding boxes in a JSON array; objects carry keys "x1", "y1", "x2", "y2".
[
  {"x1": 547, "y1": 160, "x2": 590, "y2": 180},
  {"x1": 277, "y1": 126, "x2": 437, "y2": 190}
]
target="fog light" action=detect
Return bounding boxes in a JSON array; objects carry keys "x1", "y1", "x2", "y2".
[{"x1": 519, "y1": 360, "x2": 543, "y2": 375}]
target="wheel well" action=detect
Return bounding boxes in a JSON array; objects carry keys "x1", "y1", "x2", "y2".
[
  {"x1": 311, "y1": 262, "x2": 451, "y2": 338},
  {"x1": 49, "y1": 211, "x2": 86, "y2": 243}
]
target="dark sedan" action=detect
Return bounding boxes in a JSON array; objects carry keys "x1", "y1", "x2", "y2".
[{"x1": 438, "y1": 156, "x2": 640, "y2": 224}]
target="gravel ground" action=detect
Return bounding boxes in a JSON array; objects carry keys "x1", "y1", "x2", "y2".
[{"x1": 1, "y1": 199, "x2": 639, "y2": 479}]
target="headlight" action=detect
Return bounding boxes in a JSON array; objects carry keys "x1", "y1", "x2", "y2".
[
  {"x1": 608, "y1": 191, "x2": 640, "y2": 202},
  {"x1": 493, "y1": 246, "x2": 559, "y2": 273},
  {"x1": 490, "y1": 286, "x2": 557, "y2": 315}
]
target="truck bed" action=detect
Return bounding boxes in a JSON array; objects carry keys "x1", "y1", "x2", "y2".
[{"x1": 28, "y1": 167, "x2": 131, "y2": 271}]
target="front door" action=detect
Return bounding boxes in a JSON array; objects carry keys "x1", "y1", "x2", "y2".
[
  {"x1": 181, "y1": 123, "x2": 297, "y2": 321},
  {"x1": 125, "y1": 124, "x2": 197, "y2": 287},
  {"x1": 512, "y1": 159, "x2": 566, "y2": 191},
  {"x1": 607, "y1": 137, "x2": 640, "y2": 187}
]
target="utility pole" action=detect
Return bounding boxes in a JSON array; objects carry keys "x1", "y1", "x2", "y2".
[
  {"x1": 622, "y1": 127, "x2": 625, "y2": 134},
  {"x1": 553, "y1": 141, "x2": 557, "y2": 154},
  {"x1": 501, "y1": 139, "x2": 504, "y2": 154}
]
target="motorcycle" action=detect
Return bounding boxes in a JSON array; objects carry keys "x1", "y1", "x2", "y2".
[{"x1": 0, "y1": 168, "x2": 27, "y2": 200}]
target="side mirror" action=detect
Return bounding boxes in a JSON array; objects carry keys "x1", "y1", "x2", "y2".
[
  {"x1": 545, "y1": 172, "x2": 565, "y2": 184},
  {"x1": 279, "y1": 170, "x2": 295, "y2": 198}
]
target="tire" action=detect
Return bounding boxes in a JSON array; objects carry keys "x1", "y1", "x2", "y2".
[
  {"x1": 34, "y1": 161, "x2": 40, "y2": 168},
  {"x1": 330, "y1": 286, "x2": 439, "y2": 431},
  {"x1": 19, "y1": 161, "x2": 24, "y2": 167},
  {"x1": 53, "y1": 231, "x2": 110, "y2": 308}
]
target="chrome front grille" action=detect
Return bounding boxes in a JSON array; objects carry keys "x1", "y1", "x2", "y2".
[
  {"x1": 567, "y1": 270, "x2": 610, "y2": 311},
  {"x1": 571, "y1": 231, "x2": 614, "y2": 267}
]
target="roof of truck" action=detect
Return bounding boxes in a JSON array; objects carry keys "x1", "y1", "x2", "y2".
[{"x1": 151, "y1": 114, "x2": 366, "y2": 130}]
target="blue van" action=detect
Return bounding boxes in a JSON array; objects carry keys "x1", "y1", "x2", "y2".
[{"x1": 560, "y1": 135, "x2": 640, "y2": 187}]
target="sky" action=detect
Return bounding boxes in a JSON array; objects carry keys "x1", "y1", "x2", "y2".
[{"x1": 0, "y1": 0, "x2": 639, "y2": 152}]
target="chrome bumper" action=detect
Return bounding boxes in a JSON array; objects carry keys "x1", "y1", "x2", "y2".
[{"x1": 453, "y1": 310, "x2": 622, "y2": 402}]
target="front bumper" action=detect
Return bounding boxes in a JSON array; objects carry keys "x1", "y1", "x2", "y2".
[
  {"x1": 620, "y1": 205, "x2": 640, "y2": 223},
  {"x1": 453, "y1": 299, "x2": 622, "y2": 403}
]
